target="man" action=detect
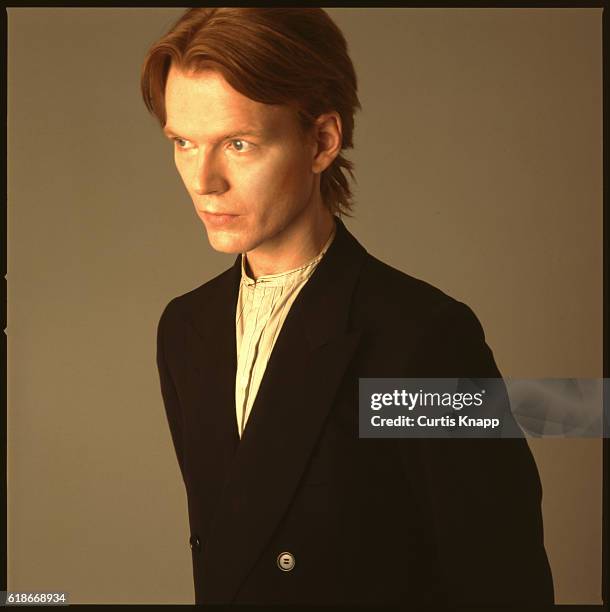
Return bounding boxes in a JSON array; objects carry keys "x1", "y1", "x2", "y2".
[{"x1": 142, "y1": 8, "x2": 554, "y2": 605}]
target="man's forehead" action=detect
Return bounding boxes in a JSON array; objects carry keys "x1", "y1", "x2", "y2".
[{"x1": 164, "y1": 65, "x2": 287, "y2": 138}]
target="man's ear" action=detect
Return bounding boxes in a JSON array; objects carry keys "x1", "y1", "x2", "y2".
[{"x1": 311, "y1": 112, "x2": 342, "y2": 174}]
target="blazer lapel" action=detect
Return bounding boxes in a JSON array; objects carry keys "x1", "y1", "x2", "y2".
[
  {"x1": 198, "y1": 217, "x2": 369, "y2": 603},
  {"x1": 180, "y1": 258, "x2": 241, "y2": 536}
]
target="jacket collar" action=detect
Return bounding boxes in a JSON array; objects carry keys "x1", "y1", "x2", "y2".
[{"x1": 184, "y1": 215, "x2": 368, "y2": 350}]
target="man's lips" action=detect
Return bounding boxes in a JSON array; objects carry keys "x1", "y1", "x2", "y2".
[{"x1": 201, "y1": 211, "x2": 240, "y2": 226}]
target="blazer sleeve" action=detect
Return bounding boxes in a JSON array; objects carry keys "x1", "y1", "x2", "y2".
[
  {"x1": 156, "y1": 299, "x2": 187, "y2": 485},
  {"x1": 391, "y1": 299, "x2": 555, "y2": 605}
]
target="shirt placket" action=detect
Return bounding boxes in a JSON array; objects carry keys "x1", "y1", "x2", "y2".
[{"x1": 239, "y1": 283, "x2": 272, "y2": 435}]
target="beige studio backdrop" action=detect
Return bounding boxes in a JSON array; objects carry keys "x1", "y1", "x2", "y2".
[{"x1": 7, "y1": 7, "x2": 602, "y2": 605}]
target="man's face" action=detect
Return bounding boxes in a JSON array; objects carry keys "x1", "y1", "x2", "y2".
[{"x1": 164, "y1": 65, "x2": 320, "y2": 255}]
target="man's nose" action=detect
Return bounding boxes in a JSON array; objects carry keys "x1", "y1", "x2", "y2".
[{"x1": 191, "y1": 149, "x2": 227, "y2": 196}]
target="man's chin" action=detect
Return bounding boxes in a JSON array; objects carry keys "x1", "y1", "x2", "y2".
[{"x1": 205, "y1": 231, "x2": 244, "y2": 255}]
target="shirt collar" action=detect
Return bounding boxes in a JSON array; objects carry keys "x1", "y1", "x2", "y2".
[{"x1": 240, "y1": 223, "x2": 337, "y2": 288}]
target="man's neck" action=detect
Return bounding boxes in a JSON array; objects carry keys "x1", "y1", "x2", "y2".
[{"x1": 245, "y1": 209, "x2": 336, "y2": 280}]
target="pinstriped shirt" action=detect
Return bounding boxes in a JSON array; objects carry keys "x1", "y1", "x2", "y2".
[{"x1": 235, "y1": 226, "x2": 336, "y2": 438}]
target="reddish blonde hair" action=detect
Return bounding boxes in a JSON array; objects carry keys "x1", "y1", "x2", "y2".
[{"x1": 140, "y1": 8, "x2": 360, "y2": 216}]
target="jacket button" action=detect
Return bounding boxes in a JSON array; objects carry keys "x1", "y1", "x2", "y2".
[
  {"x1": 189, "y1": 535, "x2": 201, "y2": 551},
  {"x1": 277, "y1": 551, "x2": 295, "y2": 571}
]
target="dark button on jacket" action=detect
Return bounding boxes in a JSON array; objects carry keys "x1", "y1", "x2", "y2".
[{"x1": 189, "y1": 535, "x2": 201, "y2": 552}]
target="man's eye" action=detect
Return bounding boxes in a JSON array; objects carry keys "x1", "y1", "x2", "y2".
[
  {"x1": 173, "y1": 137, "x2": 191, "y2": 149},
  {"x1": 228, "y1": 139, "x2": 252, "y2": 152}
]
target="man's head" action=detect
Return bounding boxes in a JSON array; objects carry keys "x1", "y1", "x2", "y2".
[{"x1": 141, "y1": 8, "x2": 360, "y2": 257}]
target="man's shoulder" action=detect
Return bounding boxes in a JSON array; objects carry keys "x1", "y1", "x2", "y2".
[
  {"x1": 357, "y1": 252, "x2": 458, "y2": 313},
  {"x1": 355, "y1": 252, "x2": 482, "y2": 336},
  {"x1": 157, "y1": 264, "x2": 236, "y2": 329}
]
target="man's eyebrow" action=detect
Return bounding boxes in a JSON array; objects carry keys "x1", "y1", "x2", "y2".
[{"x1": 162, "y1": 126, "x2": 267, "y2": 140}]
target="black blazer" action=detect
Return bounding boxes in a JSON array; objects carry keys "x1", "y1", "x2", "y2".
[{"x1": 156, "y1": 216, "x2": 554, "y2": 605}]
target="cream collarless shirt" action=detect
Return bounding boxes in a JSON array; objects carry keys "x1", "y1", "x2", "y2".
[{"x1": 235, "y1": 225, "x2": 336, "y2": 438}]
